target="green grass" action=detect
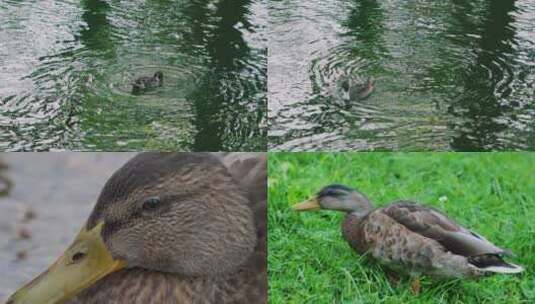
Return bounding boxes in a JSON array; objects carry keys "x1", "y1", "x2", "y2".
[{"x1": 268, "y1": 153, "x2": 535, "y2": 304}]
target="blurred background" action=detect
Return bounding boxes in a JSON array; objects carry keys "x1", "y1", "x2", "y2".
[{"x1": 0, "y1": 153, "x2": 135, "y2": 301}]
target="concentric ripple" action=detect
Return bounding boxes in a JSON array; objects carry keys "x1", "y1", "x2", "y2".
[
  {"x1": 0, "y1": 0, "x2": 266, "y2": 151},
  {"x1": 268, "y1": 0, "x2": 534, "y2": 151}
]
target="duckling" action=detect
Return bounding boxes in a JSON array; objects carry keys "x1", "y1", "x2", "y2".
[
  {"x1": 293, "y1": 184, "x2": 524, "y2": 281},
  {"x1": 131, "y1": 71, "x2": 163, "y2": 95},
  {"x1": 339, "y1": 76, "x2": 375, "y2": 100},
  {"x1": 8, "y1": 153, "x2": 267, "y2": 304}
]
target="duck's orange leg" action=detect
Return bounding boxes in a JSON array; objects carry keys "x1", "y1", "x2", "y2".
[{"x1": 410, "y1": 278, "x2": 421, "y2": 295}]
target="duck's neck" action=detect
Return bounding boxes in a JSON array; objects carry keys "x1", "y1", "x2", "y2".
[
  {"x1": 337, "y1": 192, "x2": 373, "y2": 251},
  {"x1": 66, "y1": 268, "x2": 240, "y2": 304},
  {"x1": 341, "y1": 209, "x2": 373, "y2": 254},
  {"x1": 349, "y1": 207, "x2": 372, "y2": 219}
]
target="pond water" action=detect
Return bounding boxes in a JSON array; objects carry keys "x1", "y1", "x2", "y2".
[
  {"x1": 268, "y1": 0, "x2": 534, "y2": 151},
  {"x1": 0, "y1": 0, "x2": 267, "y2": 151}
]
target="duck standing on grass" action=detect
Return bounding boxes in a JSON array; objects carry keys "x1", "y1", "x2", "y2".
[
  {"x1": 7, "y1": 152, "x2": 267, "y2": 304},
  {"x1": 132, "y1": 71, "x2": 163, "y2": 95},
  {"x1": 293, "y1": 184, "x2": 524, "y2": 293}
]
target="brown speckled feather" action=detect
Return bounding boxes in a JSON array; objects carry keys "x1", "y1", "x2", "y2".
[
  {"x1": 220, "y1": 153, "x2": 267, "y2": 304},
  {"x1": 68, "y1": 268, "x2": 262, "y2": 304},
  {"x1": 343, "y1": 209, "x2": 484, "y2": 278}
]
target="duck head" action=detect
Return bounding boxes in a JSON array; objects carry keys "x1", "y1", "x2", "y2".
[
  {"x1": 340, "y1": 77, "x2": 351, "y2": 92},
  {"x1": 8, "y1": 153, "x2": 256, "y2": 304},
  {"x1": 366, "y1": 77, "x2": 375, "y2": 88},
  {"x1": 339, "y1": 76, "x2": 375, "y2": 97},
  {"x1": 154, "y1": 71, "x2": 163, "y2": 84},
  {"x1": 292, "y1": 184, "x2": 373, "y2": 216}
]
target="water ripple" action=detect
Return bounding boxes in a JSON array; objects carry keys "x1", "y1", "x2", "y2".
[
  {"x1": 0, "y1": 0, "x2": 266, "y2": 151},
  {"x1": 269, "y1": 0, "x2": 534, "y2": 151}
]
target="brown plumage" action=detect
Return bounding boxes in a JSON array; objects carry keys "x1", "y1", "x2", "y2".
[
  {"x1": 294, "y1": 184, "x2": 524, "y2": 279},
  {"x1": 8, "y1": 153, "x2": 266, "y2": 304}
]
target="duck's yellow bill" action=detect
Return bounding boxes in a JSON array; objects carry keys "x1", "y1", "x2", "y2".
[
  {"x1": 292, "y1": 197, "x2": 321, "y2": 211},
  {"x1": 7, "y1": 222, "x2": 126, "y2": 304}
]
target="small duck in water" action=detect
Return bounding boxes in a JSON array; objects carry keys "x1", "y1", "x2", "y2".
[
  {"x1": 339, "y1": 76, "x2": 375, "y2": 100},
  {"x1": 132, "y1": 71, "x2": 163, "y2": 95}
]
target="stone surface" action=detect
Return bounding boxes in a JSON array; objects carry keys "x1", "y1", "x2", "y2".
[{"x1": 0, "y1": 153, "x2": 135, "y2": 301}]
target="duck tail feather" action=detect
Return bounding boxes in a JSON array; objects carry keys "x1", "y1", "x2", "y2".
[
  {"x1": 480, "y1": 263, "x2": 524, "y2": 274},
  {"x1": 469, "y1": 254, "x2": 524, "y2": 274}
]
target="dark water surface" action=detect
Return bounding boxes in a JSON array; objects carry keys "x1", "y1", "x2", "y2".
[
  {"x1": 268, "y1": 0, "x2": 534, "y2": 151},
  {"x1": 0, "y1": 0, "x2": 267, "y2": 151}
]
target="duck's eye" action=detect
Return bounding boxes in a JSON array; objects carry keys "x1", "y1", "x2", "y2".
[{"x1": 142, "y1": 197, "x2": 161, "y2": 211}]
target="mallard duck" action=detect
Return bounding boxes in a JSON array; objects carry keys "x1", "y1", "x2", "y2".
[
  {"x1": 339, "y1": 76, "x2": 375, "y2": 100},
  {"x1": 7, "y1": 153, "x2": 267, "y2": 304},
  {"x1": 132, "y1": 71, "x2": 163, "y2": 95},
  {"x1": 293, "y1": 184, "x2": 523, "y2": 282}
]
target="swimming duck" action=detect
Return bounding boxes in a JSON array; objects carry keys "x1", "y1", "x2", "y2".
[
  {"x1": 293, "y1": 184, "x2": 523, "y2": 282},
  {"x1": 132, "y1": 71, "x2": 163, "y2": 95},
  {"x1": 7, "y1": 152, "x2": 267, "y2": 304},
  {"x1": 339, "y1": 76, "x2": 375, "y2": 100}
]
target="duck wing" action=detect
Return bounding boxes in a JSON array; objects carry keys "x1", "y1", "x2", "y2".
[
  {"x1": 218, "y1": 153, "x2": 267, "y2": 303},
  {"x1": 381, "y1": 201, "x2": 507, "y2": 258},
  {"x1": 219, "y1": 152, "x2": 266, "y2": 254},
  {"x1": 220, "y1": 153, "x2": 266, "y2": 206}
]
